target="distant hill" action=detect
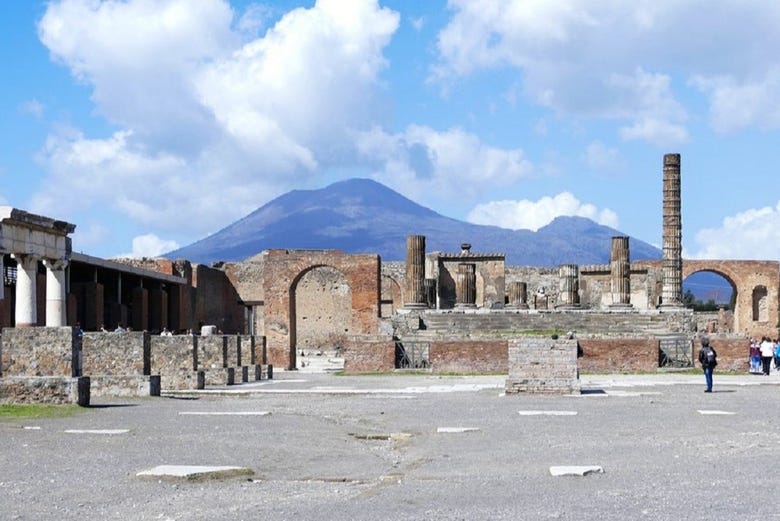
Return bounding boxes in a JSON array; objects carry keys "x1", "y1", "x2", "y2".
[{"x1": 164, "y1": 178, "x2": 662, "y2": 266}]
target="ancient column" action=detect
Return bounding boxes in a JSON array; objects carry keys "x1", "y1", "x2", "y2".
[
  {"x1": 507, "y1": 281, "x2": 529, "y2": 309},
  {"x1": 609, "y1": 236, "x2": 632, "y2": 308},
  {"x1": 455, "y1": 263, "x2": 476, "y2": 308},
  {"x1": 556, "y1": 264, "x2": 580, "y2": 309},
  {"x1": 0, "y1": 254, "x2": 4, "y2": 301},
  {"x1": 424, "y1": 277, "x2": 437, "y2": 309},
  {"x1": 661, "y1": 153, "x2": 683, "y2": 307},
  {"x1": 43, "y1": 258, "x2": 69, "y2": 326},
  {"x1": 405, "y1": 235, "x2": 427, "y2": 308},
  {"x1": 12, "y1": 253, "x2": 39, "y2": 327}
]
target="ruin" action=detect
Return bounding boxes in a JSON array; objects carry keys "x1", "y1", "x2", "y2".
[{"x1": 0, "y1": 153, "x2": 777, "y2": 402}]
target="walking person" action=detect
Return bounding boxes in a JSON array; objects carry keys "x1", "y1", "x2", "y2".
[
  {"x1": 760, "y1": 336, "x2": 774, "y2": 376},
  {"x1": 698, "y1": 336, "x2": 717, "y2": 393},
  {"x1": 750, "y1": 338, "x2": 761, "y2": 374}
]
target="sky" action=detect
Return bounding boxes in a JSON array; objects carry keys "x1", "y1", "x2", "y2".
[{"x1": 2, "y1": 0, "x2": 780, "y2": 262}]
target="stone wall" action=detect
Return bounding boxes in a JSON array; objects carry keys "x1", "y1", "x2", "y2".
[
  {"x1": 697, "y1": 335, "x2": 749, "y2": 373},
  {"x1": 0, "y1": 376, "x2": 89, "y2": 405},
  {"x1": 430, "y1": 339, "x2": 507, "y2": 374},
  {"x1": 193, "y1": 264, "x2": 245, "y2": 334},
  {"x1": 150, "y1": 335, "x2": 197, "y2": 390},
  {"x1": 505, "y1": 337, "x2": 580, "y2": 394},
  {"x1": 1, "y1": 326, "x2": 77, "y2": 377},
  {"x1": 82, "y1": 331, "x2": 148, "y2": 376}
]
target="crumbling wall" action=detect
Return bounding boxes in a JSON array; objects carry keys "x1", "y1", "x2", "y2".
[{"x1": 505, "y1": 337, "x2": 580, "y2": 394}]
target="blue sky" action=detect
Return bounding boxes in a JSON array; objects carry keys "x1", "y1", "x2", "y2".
[{"x1": 2, "y1": 0, "x2": 780, "y2": 262}]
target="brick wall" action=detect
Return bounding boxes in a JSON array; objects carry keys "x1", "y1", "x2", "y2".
[
  {"x1": 577, "y1": 337, "x2": 659, "y2": 373},
  {"x1": 430, "y1": 339, "x2": 507, "y2": 374},
  {"x1": 506, "y1": 337, "x2": 580, "y2": 394},
  {"x1": 343, "y1": 336, "x2": 395, "y2": 373}
]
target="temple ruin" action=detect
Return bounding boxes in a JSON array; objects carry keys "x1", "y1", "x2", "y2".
[{"x1": 1, "y1": 153, "x2": 777, "y2": 403}]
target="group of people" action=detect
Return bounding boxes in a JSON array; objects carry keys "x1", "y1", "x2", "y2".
[{"x1": 748, "y1": 337, "x2": 780, "y2": 375}]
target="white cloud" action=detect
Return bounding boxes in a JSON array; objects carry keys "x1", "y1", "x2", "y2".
[
  {"x1": 355, "y1": 124, "x2": 533, "y2": 203},
  {"x1": 20, "y1": 99, "x2": 44, "y2": 119},
  {"x1": 433, "y1": 1, "x2": 780, "y2": 140},
  {"x1": 117, "y1": 234, "x2": 181, "y2": 259},
  {"x1": 466, "y1": 192, "x2": 618, "y2": 231},
  {"x1": 34, "y1": 0, "x2": 402, "y2": 255},
  {"x1": 686, "y1": 204, "x2": 780, "y2": 260}
]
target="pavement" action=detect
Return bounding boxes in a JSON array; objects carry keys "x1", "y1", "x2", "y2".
[{"x1": 2, "y1": 369, "x2": 780, "y2": 521}]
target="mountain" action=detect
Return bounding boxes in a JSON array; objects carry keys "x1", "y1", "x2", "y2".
[{"x1": 164, "y1": 178, "x2": 662, "y2": 266}]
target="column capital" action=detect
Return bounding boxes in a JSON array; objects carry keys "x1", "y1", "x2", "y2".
[{"x1": 43, "y1": 257, "x2": 70, "y2": 271}]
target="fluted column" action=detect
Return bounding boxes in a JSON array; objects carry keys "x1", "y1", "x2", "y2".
[
  {"x1": 405, "y1": 235, "x2": 427, "y2": 308},
  {"x1": 12, "y1": 253, "x2": 39, "y2": 327},
  {"x1": 661, "y1": 153, "x2": 683, "y2": 307},
  {"x1": 455, "y1": 263, "x2": 476, "y2": 308},
  {"x1": 507, "y1": 281, "x2": 529, "y2": 309},
  {"x1": 609, "y1": 236, "x2": 632, "y2": 308},
  {"x1": 556, "y1": 264, "x2": 580, "y2": 309},
  {"x1": 44, "y1": 258, "x2": 69, "y2": 326}
]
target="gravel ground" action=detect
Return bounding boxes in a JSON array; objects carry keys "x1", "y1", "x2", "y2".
[{"x1": 2, "y1": 371, "x2": 779, "y2": 521}]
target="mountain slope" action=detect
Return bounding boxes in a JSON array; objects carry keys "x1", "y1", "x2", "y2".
[{"x1": 164, "y1": 178, "x2": 661, "y2": 266}]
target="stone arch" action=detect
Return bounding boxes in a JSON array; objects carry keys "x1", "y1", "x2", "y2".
[
  {"x1": 261, "y1": 250, "x2": 381, "y2": 370},
  {"x1": 682, "y1": 260, "x2": 780, "y2": 338},
  {"x1": 291, "y1": 265, "x2": 351, "y2": 368}
]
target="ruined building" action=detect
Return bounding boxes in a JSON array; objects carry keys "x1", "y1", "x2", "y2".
[{"x1": 1, "y1": 154, "x2": 778, "y2": 403}]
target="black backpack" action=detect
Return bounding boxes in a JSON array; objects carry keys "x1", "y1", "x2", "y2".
[{"x1": 703, "y1": 347, "x2": 716, "y2": 366}]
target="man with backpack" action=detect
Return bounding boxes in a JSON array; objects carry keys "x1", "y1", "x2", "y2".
[{"x1": 698, "y1": 336, "x2": 717, "y2": 393}]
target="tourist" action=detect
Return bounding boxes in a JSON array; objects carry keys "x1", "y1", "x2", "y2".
[
  {"x1": 160, "y1": 327, "x2": 173, "y2": 336},
  {"x1": 114, "y1": 324, "x2": 126, "y2": 333},
  {"x1": 698, "y1": 336, "x2": 717, "y2": 392},
  {"x1": 774, "y1": 339, "x2": 780, "y2": 372},
  {"x1": 749, "y1": 338, "x2": 761, "y2": 374},
  {"x1": 760, "y1": 336, "x2": 774, "y2": 376}
]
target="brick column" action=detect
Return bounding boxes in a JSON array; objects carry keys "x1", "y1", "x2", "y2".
[
  {"x1": 12, "y1": 253, "x2": 39, "y2": 327},
  {"x1": 455, "y1": 263, "x2": 476, "y2": 308},
  {"x1": 661, "y1": 153, "x2": 683, "y2": 308},
  {"x1": 405, "y1": 235, "x2": 427, "y2": 309},
  {"x1": 609, "y1": 236, "x2": 632, "y2": 308}
]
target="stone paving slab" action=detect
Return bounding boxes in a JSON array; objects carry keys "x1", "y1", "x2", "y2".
[
  {"x1": 549, "y1": 465, "x2": 604, "y2": 477},
  {"x1": 136, "y1": 465, "x2": 254, "y2": 480}
]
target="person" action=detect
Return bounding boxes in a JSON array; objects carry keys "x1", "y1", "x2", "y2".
[
  {"x1": 160, "y1": 327, "x2": 172, "y2": 336},
  {"x1": 749, "y1": 338, "x2": 761, "y2": 374},
  {"x1": 760, "y1": 336, "x2": 775, "y2": 376},
  {"x1": 774, "y1": 339, "x2": 780, "y2": 372},
  {"x1": 698, "y1": 336, "x2": 717, "y2": 393},
  {"x1": 114, "y1": 324, "x2": 126, "y2": 333}
]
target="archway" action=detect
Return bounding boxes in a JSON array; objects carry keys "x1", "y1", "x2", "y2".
[
  {"x1": 291, "y1": 265, "x2": 351, "y2": 370},
  {"x1": 682, "y1": 270, "x2": 736, "y2": 333}
]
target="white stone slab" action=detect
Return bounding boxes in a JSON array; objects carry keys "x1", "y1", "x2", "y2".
[
  {"x1": 697, "y1": 410, "x2": 736, "y2": 415},
  {"x1": 23, "y1": 426, "x2": 41, "y2": 430},
  {"x1": 518, "y1": 410, "x2": 578, "y2": 416},
  {"x1": 136, "y1": 465, "x2": 253, "y2": 480},
  {"x1": 64, "y1": 429, "x2": 129, "y2": 434},
  {"x1": 437, "y1": 427, "x2": 480, "y2": 433},
  {"x1": 178, "y1": 411, "x2": 271, "y2": 416},
  {"x1": 549, "y1": 465, "x2": 604, "y2": 477}
]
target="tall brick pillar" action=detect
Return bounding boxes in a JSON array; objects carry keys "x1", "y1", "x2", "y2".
[
  {"x1": 609, "y1": 236, "x2": 632, "y2": 308},
  {"x1": 507, "y1": 281, "x2": 529, "y2": 309},
  {"x1": 405, "y1": 235, "x2": 427, "y2": 309},
  {"x1": 556, "y1": 264, "x2": 580, "y2": 309},
  {"x1": 455, "y1": 263, "x2": 476, "y2": 308},
  {"x1": 661, "y1": 153, "x2": 683, "y2": 308}
]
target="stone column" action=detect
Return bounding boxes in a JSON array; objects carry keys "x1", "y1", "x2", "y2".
[
  {"x1": 12, "y1": 253, "x2": 39, "y2": 327},
  {"x1": 609, "y1": 236, "x2": 632, "y2": 308},
  {"x1": 507, "y1": 281, "x2": 529, "y2": 309},
  {"x1": 455, "y1": 263, "x2": 476, "y2": 308},
  {"x1": 0, "y1": 254, "x2": 4, "y2": 301},
  {"x1": 661, "y1": 153, "x2": 683, "y2": 307},
  {"x1": 556, "y1": 264, "x2": 580, "y2": 309},
  {"x1": 405, "y1": 235, "x2": 427, "y2": 309},
  {"x1": 43, "y1": 258, "x2": 69, "y2": 326}
]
